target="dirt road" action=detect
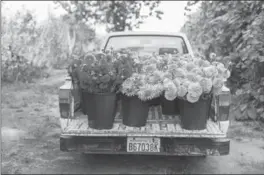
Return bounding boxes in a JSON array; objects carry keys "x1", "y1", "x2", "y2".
[{"x1": 2, "y1": 69, "x2": 264, "y2": 174}]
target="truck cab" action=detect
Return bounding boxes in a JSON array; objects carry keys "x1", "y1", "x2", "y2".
[{"x1": 59, "y1": 32, "x2": 231, "y2": 156}]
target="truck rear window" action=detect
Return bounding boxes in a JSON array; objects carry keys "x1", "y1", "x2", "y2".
[{"x1": 104, "y1": 35, "x2": 188, "y2": 56}]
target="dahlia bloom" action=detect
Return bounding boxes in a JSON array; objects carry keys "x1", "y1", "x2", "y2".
[
  {"x1": 142, "y1": 64, "x2": 157, "y2": 74},
  {"x1": 186, "y1": 72, "x2": 200, "y2": 82},
  {"x1": 177, "y1": 84, "x2": 188, "y2": 97},
  {"x1": 192, "y1": 67, "x2": 204, "y2": 77},
  {"x1": 203, "y1": 66, "x2": 216, "y2": 78},
  {"x1": 162, "y1": 72, "x2": 173, "y2": 80},
  {"x1": 164, "y1": 87, "x2": 178, "y2": 101},
  {"x1": 138, "y1": 83, "x2": 164, "y2": 101},
  {"x1": 173, "y1": 78, "x2": 181, "y2": 88},
  {"x1": 222, "y1": 69, "x2": 231, "y2": 79},
  {"x1": 185, "y1": 62, "x2": 196, "y2": 72},
  {"x1": 187, "y1": 82, "x2": 203, "y2": 97},
  {"x1": 173, "y1": 68, "x2": 186, "y2": 78},
  {"x1": 199, "y1": 78, "x2": 213, "y2": 94},
  {"x1": 213, "y1": 78, "x2": 224, "y2": 89},
  {"x1": 186, "y1": 92, "x2": 200, "y2": 103}
]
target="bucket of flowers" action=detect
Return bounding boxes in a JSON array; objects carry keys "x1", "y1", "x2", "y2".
[
  {"x1": 158, "y1": 54, "x2": 186, "y2": 116},
  {"x1": 177, "y1": 57, "x2": 231, "y2": 130},
  {"x1": 139, "y1": 54, "x2": 165, "y2": 107},
  {"x1": 79, "y1": 51, "x2": 135, "y2": 129},
  {"x1": 120, "y1": 63, "x2": 164, "y2": 127}
]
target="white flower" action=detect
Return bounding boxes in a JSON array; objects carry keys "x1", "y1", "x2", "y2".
[
  {"x1": 194, "y1": 58, "x2": 202, "y2": 66},
  {"x1": 163, "y1": 79, "x2": 176, "y2": 90},
  {"x1": 162, "y1": 72, "x2": 173, "y2": 80},
  {"x1": 188, "y1": 82, "x2": 203, "y2": 97},
  {"x1": 145, "y1": 72, "x2": 162, "y2": 84},
  {"x1": 173, "y1": 68, "x2": 186, "y2": 78},
  {"x1": 192, "y1": 67, "x2": 204, "y2": 77},
  {"x1": 168, "y1": 64, "x2": 178, "y2": 72},
  {"x1": 121, "y1": 78, "x2": 137, "y2": 96},
  {"x1": 142, "y1": 64, "x2": 156, "y2": 74},
  {"x1": 182, "y1": 80, "x2": 191, "y2": 89},
  {"x1": 212, "y1": 68, "x2": 219, "y2": 78},
  {"x1": 212, "y1": 61, "x2": 218, "y2": 66},
  {"x1": 163, "y1": 78, "x2": 171, "y2": 86},
  {"x1": 186, "y1": 93, "x2": 200, "y2": 103},
  {"x1": 186, "y1": 72, "x2": 200, "y2": 82},
  {"x1": 185, "y1": 62, "x2": 196, "y2": 72},
  {"x1": 138, "y1": 86, "x2": 153, "y2": 101},
  {"x1": 196, "y1": 59, "x2": 210, "y2": 67},
  {"x1": 216, "y1": 62, "x2": 225, "y2": 70},
  {"x1": 217, "y1": 66, "x2": 230, "y2": 80},
  {"x1": 164, "y1": 88, "x2": 178, "y2": 101},
  {"x1": 223, "y1": 69, "x2": 231, "y2": 79},
  {"x1": 209, "y1": 53, "x2": 217, "y2": 60},
  {"x1": 138, "y1": 83, "x2": 164, "y2": 101},
  {"x1": 203, "y1": 66, "x2": 216, "y2": 78},
  {"x1": 177, "y1": 85, "x2": 188, "y2": 97},
  {"x1": 173, "y1": 78, "x2": 181, "y2": 88},
  {"x1": 203, "y1": 60, "x2": 211, "y2": 67},
  {"x1": 199, "y1": 78, "x2": 213, "y2": 93},
  {"x1": 176, "y1": 60, "x2": 188, "y2": 68},
  {"x1": 163, "y1": 79, "x2": 178, "y2": 101},
  {"x1": 213, "y1": 78, "x2": 224, "y2": 89}
]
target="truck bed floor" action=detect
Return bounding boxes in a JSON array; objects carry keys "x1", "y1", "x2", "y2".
[{"x1": 60, "y1": 106, "x2": 226, "y2": 138}]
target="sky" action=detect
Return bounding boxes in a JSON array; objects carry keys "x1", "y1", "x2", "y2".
[{"x1": 2, "y1": 1, "x2": 197, "y2": 35}]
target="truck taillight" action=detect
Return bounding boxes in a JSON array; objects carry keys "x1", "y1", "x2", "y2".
[
  {"x1": 216, "y1": 85, "x2": 231, "y2": 121},
  {"x1": 59, "y1": 78, "x2": 74, "y2": 119},
  {"x1": 215, "y1": 85, "x2": 231, "y2": 133},
  {"x1": 219, "y1": 88, "x2": 231, "y2": 121}
]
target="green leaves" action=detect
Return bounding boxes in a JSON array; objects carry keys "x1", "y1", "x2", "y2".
[{"x1": 182, "y1": 1, "x2": 264, "y2": 121}]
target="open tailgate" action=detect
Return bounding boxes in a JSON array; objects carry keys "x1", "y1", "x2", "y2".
[{"x1": 60, "y1": 106, "x2": 226, "y2": 138}]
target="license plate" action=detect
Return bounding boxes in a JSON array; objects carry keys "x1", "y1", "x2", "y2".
[{"x1": 127, "y1": 137, "x2": 160, "y2": 153}]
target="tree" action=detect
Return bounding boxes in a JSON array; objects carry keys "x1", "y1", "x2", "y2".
[
  {"x1": 1, "y1": 8, "x2": 47, "y2": 83},
  {"x1": 1, "y1": 5, "x2": 98, "y2": 83},
  {"x1": 54, "y1": 1, "x2": 164, "y2": 32},
  {"x1": 181, "y1": 1, "x2": 264, "y2": 121}
]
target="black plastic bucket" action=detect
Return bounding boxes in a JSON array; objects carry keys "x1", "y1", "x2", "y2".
[
  {"x1": 83, "y1": 92, "x2": 117, "y2": 129},
  {"x1": 80, "y1": 89, "x2": 87, "y2": 114},
  {"x1": 177, "y1": 98, "x2": 185, "y2": 120},
  {"x1": 160, "y1": 96, "x2": 180, "y2": 115},
  {"x1": 121, "y1": 95, "x2": 149, "y2": 127},
  {"x1": 180, "y1": 95, "x2": 212, "y2": 130},
  {"x1": 147, "y1": 97, "x2": 161, "y2": 106}
]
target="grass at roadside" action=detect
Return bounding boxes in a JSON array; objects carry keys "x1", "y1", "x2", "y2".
[
  {"x1": 228, "y1": 120, "x2": 264, "y2": 140},
  {"x1": 1, "y1": 69, "x2": 67, "y2": 174}
]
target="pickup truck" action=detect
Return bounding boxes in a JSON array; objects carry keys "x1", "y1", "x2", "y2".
[{"x1": 59, "y1": 31, "x2": 231, "y2": 156}]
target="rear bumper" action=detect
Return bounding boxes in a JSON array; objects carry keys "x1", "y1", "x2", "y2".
[{"x1": 60, "y1": 135, "x2": 230, "y2": 156}]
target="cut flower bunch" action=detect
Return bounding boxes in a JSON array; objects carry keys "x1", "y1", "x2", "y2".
[
  {"x1": 121, "y1": 60, "x2": 164, "y2": 102},
  {"x1": 159, "y1": 54, "x2": 231, "y2": 103},
  {"x1": 120, "y1": 53, "x2": 231, "y2": 103},
  {"x1": 78, "y1": 50, "x2": 140, "y2": 94}
]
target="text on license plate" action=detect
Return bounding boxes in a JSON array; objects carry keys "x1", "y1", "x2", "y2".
[{"x1": 127, "y1": 137, "x2": 160, "y2": 152}]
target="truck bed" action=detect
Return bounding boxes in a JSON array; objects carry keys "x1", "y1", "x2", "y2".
[{"x1": 60, "y1": 106, "x2": 226, "y2": 138}]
